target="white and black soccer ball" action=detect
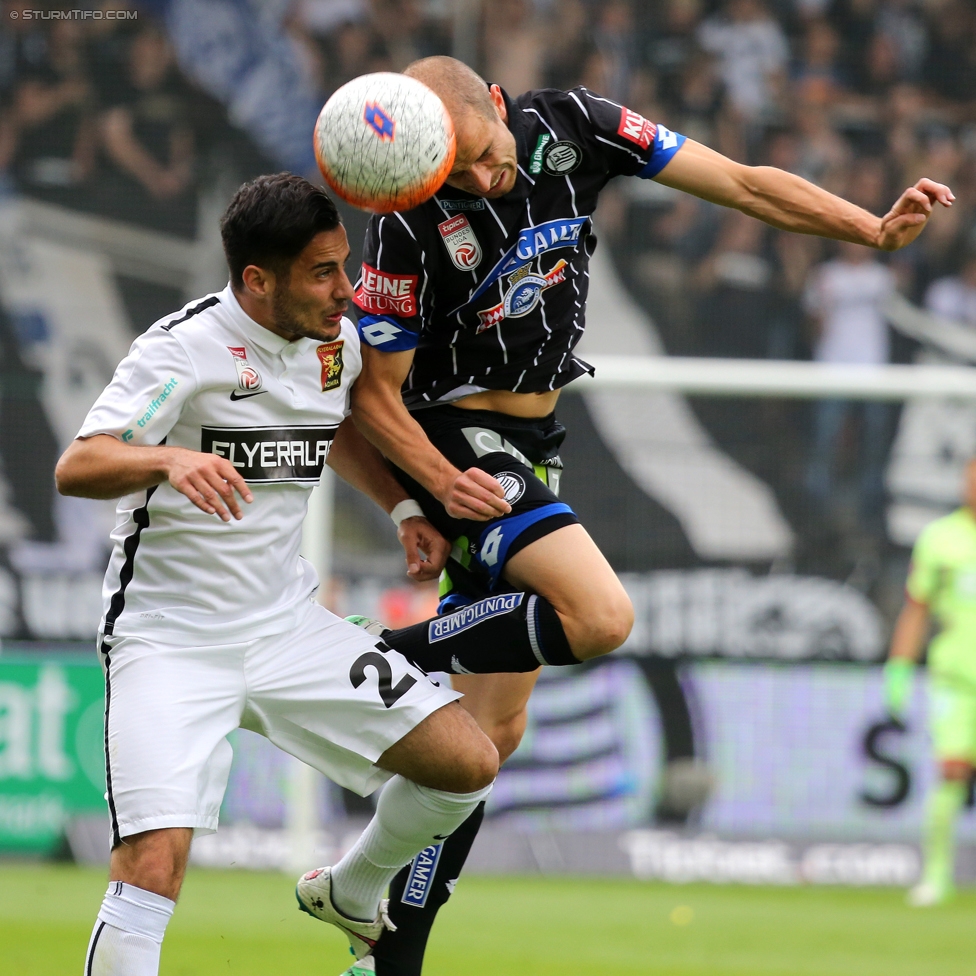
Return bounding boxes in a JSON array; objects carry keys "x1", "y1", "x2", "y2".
[{"x1": 314, "y1": 72, "x2": 456, "y2": 213}]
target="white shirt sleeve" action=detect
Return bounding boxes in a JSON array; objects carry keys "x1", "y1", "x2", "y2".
[{"x1": 77, "y1": 327, "x2": 198, "y2": 445}]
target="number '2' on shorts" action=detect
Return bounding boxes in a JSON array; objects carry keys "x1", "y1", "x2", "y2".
[{"x1": 97, "y1": 601, "x2": 460, "y2": 844}]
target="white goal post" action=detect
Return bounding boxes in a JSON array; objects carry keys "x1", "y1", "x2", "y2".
[{"x1": 573, "y1": 356, "x2": 976, "y2": 400}]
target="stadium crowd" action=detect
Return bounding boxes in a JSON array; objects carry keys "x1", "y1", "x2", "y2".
[
  {"x1": 3, "y1": 0, "x2": 974, "y2": 333},
  {"x1": 2, "y1": 0, "x2": 975, "y2": 537}
]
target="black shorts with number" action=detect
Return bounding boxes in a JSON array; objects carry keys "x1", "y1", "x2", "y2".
[{"x1": 392, "y1": 405, "x2": 579, "y2": 611}]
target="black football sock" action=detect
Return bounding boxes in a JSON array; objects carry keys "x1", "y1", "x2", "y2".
[
  {"x1": 382, "y1": 592, "x2": 577, "y2": 673},
  {"x1": 372, "y1": 802, "x2": 486, "y2": 976}
]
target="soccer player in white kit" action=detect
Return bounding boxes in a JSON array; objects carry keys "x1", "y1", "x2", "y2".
[{"x1": 55, "y1": 174, "x2": 498, "y2": 976}]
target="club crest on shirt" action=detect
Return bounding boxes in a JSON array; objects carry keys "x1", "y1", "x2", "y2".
[
  {"x1": 227, "y1": 346, "x2": 263, "y2": 391},
  {"x1": 476, "y1": 258, "x2": 568, "y2": 332},
  {"x1": 316, "y1": 339, "x2": 344, "y2": 391},
  {"x1": 542, "y1": 140, "x2": 581, "y2": 175},
  {"x1": 438, "y1": 214, "x2": 483, "y2": 271}
]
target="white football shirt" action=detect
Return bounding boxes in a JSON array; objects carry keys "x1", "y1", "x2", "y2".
[{"x1": 78, "y1": 284, "x2": 361, "y2": 644}]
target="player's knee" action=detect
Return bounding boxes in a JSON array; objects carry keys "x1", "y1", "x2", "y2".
[
  {"x1": 570, "y1": 591, "x2": 634, "y2": 660},
  {"x1": 484, "y1": 708, "x2": 529, "y2": 765},
  {"x1": 940, "y1": 759, "x2": 972, "y2": 782},
  {"x1": 110, "y1": 828, "x2": 189, "y2": 901},
  {"x1": 452, "y1": 735, "x2": 499, "y2": 792}
]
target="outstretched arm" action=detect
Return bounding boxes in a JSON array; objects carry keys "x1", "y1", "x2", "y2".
[
  {"x1": 655, "y1": 139, "x2": 954, "y2": 251},
  {"x1": 351, "y1": 345, "x2": 510, "y2": 521}
]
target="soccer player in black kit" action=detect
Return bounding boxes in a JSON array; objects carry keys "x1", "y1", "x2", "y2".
[{"x1": 327, "y1": 57, "x2": 953, "y2": 976}]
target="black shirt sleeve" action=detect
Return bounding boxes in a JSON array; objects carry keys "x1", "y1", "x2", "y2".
[{"x1": 354, "y1": 211, "x2": 429, "y2": 352}]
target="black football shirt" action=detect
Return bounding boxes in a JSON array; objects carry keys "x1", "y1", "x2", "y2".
[{"x1": 353, "y1": 86, "x2": 686, "y2": 408}]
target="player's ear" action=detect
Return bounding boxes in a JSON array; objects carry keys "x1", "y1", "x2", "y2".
[
  {"x1": 241, "y1": 264, "x2": 273, "y2": 299},
  {"x1": 489, "y1": 84, "x2": 507, "y2": 123}
]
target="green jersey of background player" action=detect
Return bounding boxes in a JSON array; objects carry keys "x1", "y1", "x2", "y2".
[{"x1": 885, "y1": 458, "x2": 976, "y2": 905}]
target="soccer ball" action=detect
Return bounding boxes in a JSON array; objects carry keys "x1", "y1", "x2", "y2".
[{"x1": 314, "y1": 72, "x2": 456, "y2": 213}]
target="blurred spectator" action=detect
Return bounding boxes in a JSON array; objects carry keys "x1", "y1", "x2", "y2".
[
  {"x1": 924, "y1": 246, "x2": 976, "y2": 331},
  {"x1": 0, "y1": 0, "x2": 49, "y2": 106},
  {"x1": 791, "y1": 18, "x2": 847, "y2": 107},
  {"x1": 298, "y1": 0, "x2": 366, "y2": 36},
  {"x1": 647, "y1": 0, "x2": 704, "y2": 111},
  {"x1": 96, "y1": 26, "x2": 196, "y2": 237},
  {"x1": 543, "y1": 0, "x2": 590, "y2": 89},
  {"x1": 922, "y1": 0, "x2": 976, "y2": 109},
  {"x1": 484, "y1": 0, "x2": 544, "y2": 95},
  {"x1": 803, "y1": 242, "x2": 897, "y2": 529},
  {"x1": 844, "y1": 154, "x2": 890, "y2": 215},
  {"x1": 875, "y1": 0, "x2": 928, "y2": 84},
  {"x1": 366, "y1": 0, "x2": 448, "y2": 73},
  {"x1": 792, "y1": 98, "x2": 851, "y2": 192},
  {"x1": 769, "y1": 230, "x2": 821, "y2": 360},
  {"x1": 827, "y1": 0, "x2": 878, "y2": 95},
  {"x1": 693, "y1": 209, "x2": 774, "y2": 358},
  {"x1": 697, "y1": 0, "x2": 789, "y2": 123},
  {"x1": 322, "y1": 20, "x2": 391, "y2": 90},
  {"x1": 861, "y1": 28, "x2": 901, "y2": 97},
  {"x1": 669, "y1": 50, "x2": 724, "y2": 147},
  {"x1": 0, "y1": 21, "x2": 96, "y2": 207},
  {"x1": 591, "y1": 0, "x2": 637, "y2": 104},
  {"x1": 86, "y1": 1, "x2": 140, "y2": 106}
]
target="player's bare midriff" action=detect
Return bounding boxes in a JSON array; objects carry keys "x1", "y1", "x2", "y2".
[{"x1": 453, "y1": 388, "x2": 560, "y2": 418}]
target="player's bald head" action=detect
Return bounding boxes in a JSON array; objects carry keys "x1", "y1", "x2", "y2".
[{"x1": 404, "y1": 56, "x2": 496, "y2": 123}]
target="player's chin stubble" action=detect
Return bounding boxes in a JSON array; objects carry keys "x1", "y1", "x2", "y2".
[{"x1": 272, "y1": 287, "x2": 344, "y2": 343}]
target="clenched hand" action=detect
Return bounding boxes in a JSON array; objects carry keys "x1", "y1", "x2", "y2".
[{"x1": 443, "y1": 467, "x2": 512, "y2": 521}]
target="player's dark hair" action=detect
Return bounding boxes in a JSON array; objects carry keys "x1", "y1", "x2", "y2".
[{"x1": 220, "y1": 173, "x2": 341, "y2": 288}]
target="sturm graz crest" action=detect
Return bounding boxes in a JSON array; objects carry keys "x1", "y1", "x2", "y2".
[
  {"x1": 542, "y1": 140, "x2": 582, "y2": 175},
  {"x1": 494, "y1": 471, "x2": 527, "y2": 503}
]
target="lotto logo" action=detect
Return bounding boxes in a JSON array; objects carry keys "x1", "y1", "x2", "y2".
[
  {"x1": 356, "y1": 264, "x2": 418, "y2": 315},
  {"x1": 618, "y1": 107, "x2": 656, "y2": 150},
  {"x1": 363, "y1": 102, "x2": 396, "y2": 141},
  {"x1": 361, "y1": 319, "x2": 403, "y2": 345}
]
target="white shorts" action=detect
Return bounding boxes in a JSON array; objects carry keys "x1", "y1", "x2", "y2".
[{"x1": 99, "y1": 601, "x2": 460, "y2": 843}]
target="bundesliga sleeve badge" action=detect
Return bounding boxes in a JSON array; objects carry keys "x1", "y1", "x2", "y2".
[
  {"x1": 438, "y1": 214, "x2": 483, "y2": 271},
  {"x1": 228, "y1": 346, "x2": 263, "y2": 396}
]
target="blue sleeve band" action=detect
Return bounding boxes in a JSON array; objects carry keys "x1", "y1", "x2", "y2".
[
  {"x1": 357, "y1": 315, "x2": 420, "y2": 351},
  {"x1": 639, "y1": 126, "x2": 687, "y2": 180},
  {"x1": 474, "y1": 503, "x2": 575, "y2": 587}
]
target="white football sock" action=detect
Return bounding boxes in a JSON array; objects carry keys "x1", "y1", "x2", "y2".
[
  {"x1": 330, "y1": 776, "x2": 492, "y2": 922},
  {"x1": 84, "y1": 881, "x2": 174, "y2": 976}
]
